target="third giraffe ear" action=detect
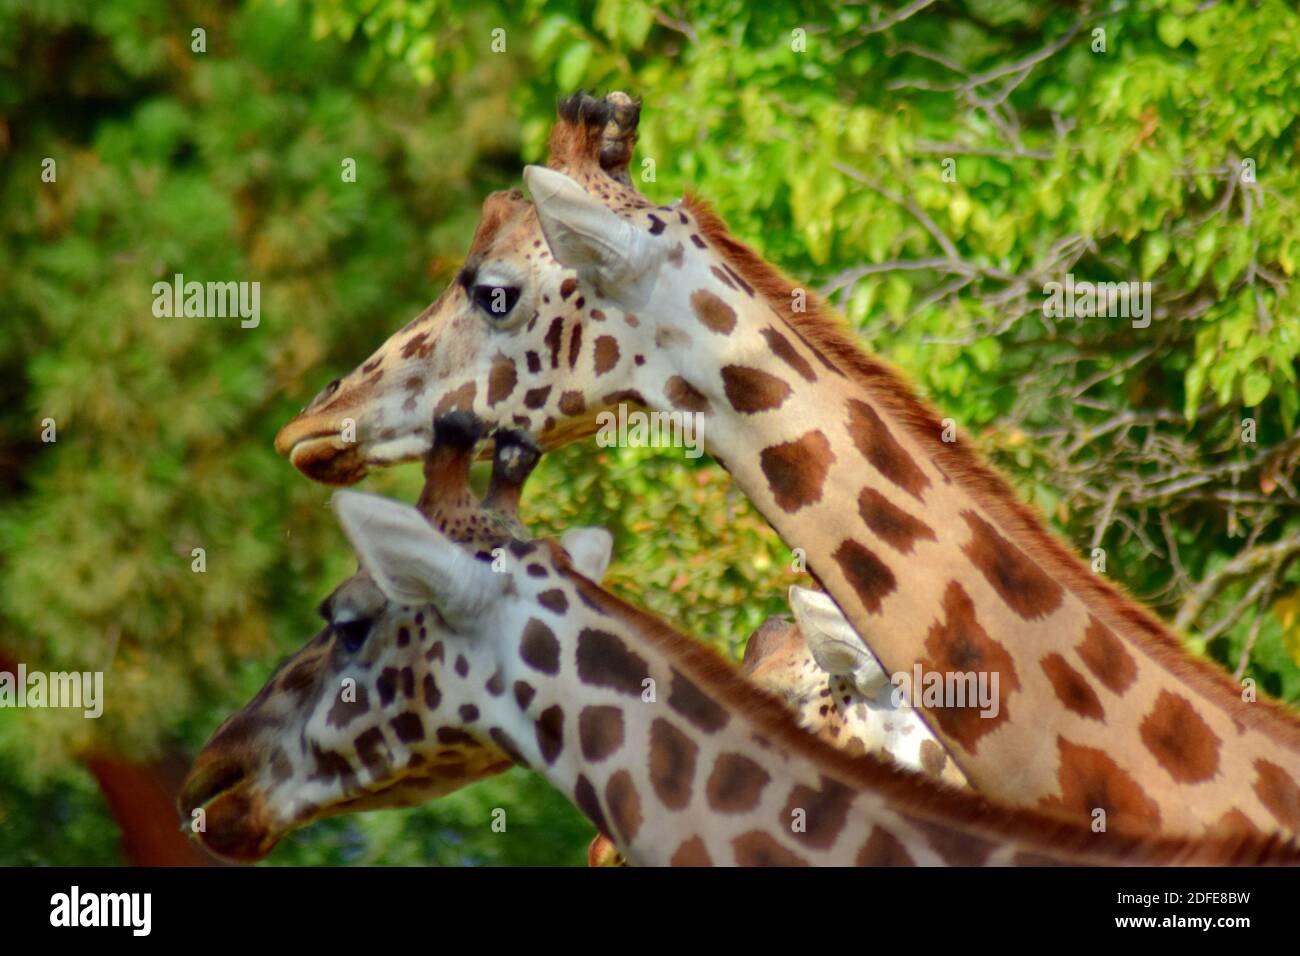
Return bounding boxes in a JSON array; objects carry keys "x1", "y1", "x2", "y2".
[
  {"x1": 560, "y1": 526, "x2": 614, "y2": 583},
  {"x1": 523, "y1": 165, "x2": 658, "y2": 290},
  {"x1": 789, "y1": 586, "x2": 891, "y2": 695}
]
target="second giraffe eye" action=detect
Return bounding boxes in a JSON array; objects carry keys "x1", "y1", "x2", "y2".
[
  {"x1": 473, "y1": 284, "x2": 521, "y2": 318},
  {"x1": 333, "y1": 617, "x2": 372, "y2": 653}
]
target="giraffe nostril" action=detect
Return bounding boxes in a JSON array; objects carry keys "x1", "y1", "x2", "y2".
[
  {"x1": 180, "y1": 759, "x2": 249, "y2": 814},
  {"x1": 311, "y1": 378, "x2": 342, "y2": 408}
]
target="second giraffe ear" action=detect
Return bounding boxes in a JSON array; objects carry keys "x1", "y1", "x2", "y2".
[
  {"x1": 560, "y1": 527, "x2": 613, "y2": 582},
  {"x1": 524, "y1": 165, "x2": 657, "y2": 288},
  {"x1": 789, "y1": 586, "x2": 891, "y2": 694}
]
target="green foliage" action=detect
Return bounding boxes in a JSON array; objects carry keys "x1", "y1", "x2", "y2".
[{"x1": 4, "y1": 0, "x2": 1300, "y2": 865}]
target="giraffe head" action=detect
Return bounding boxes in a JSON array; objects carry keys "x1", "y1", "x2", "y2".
[
  {"x1": 179, "y1": 488, "x2": 614, "y2": 861},
  {"x1": 742, "y1": 586, "x2": 967, "y2": 787},
  {"x1": 274, "y1": 90, "x2": 766, "y2": 484}
]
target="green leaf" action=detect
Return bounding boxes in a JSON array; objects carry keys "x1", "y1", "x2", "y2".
[
  {"x1": 1242, "y1": 371, "x2": 1271, "y2": 407},
  {"x1": 1157, "y1": 14, "x2": 1186, "y2": 47},
  {"x1": 555, "y1": 41, "x2": 593, "y2": 91},
  {"x1": 1141, "y1": 232, "x2": 1171, "y2": 279}
]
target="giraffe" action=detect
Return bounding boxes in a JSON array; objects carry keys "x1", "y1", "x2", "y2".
[
  {"x1": 270, "y1": 92, "x2": 1300, "y2": 839},
  {"x1": 178, "y1": 485, "x2": 1298, "y2": 866},
  {"x1": 589, "y1": 584, "x2": 970, "y2": 866},
  {"x1": 743, "y1": 587, "x2": 967, "y2": 789},
  {"x1": 412, "y1": 411, "x2": 966, "y2": 863}
]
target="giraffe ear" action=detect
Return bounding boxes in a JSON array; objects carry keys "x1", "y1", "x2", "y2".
[
  {"x1": 560, "y1": 527, "x2": 613, "y2": 582},
  {"x1": 332, "y1": 491, "x2": 498, "y2": 619},
  {"x1": 524, "y1": 165, "x2": 656, "y2": 287},
  {"x1": 789, "y1": 586, "x2": 890, "y2": 694}
]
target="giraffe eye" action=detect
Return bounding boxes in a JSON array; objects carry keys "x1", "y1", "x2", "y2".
[
  {"x1": 473, "y1": 284, "x2": 522, "y2": 318},
  {"x1": 333, "y1": 617, "x2": 372, "y2": 653}
]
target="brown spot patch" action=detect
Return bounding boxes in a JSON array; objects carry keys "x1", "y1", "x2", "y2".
[
  {"x1": 905, "y1": 816, "x2": 995, "y2": 866},
  {"x1": 721, "y1": 365, "x2": 792, "y2": 413},
  {"x1": 781, "y1": 775, "x2": 855, "y2": 850},
  {"x1": 706, "y1": 752, "x2": 771, "y2": 813},
  {"x1": 669, "y1": 836, "x2": 713, "y2": 866},
  {"x1": 434, "y1": 382, "x2": 476, "y2": 417},
  {"x1": 960, "y1": 510, "x2": 1064, "y2": 621},
  {"x1": 524, "y1": 385, "x2": 551, "y2": 409},
  {"x1": 422, "y1": 673, "x2": 441, "y2": 709},
  {"x1": 376, "y1": 668, "x2": 400, "y2": 707},
  {"x1": 487, "y1": 355, "x2": 517, "y2": 407},
  {"x1": 1040, "y1": 653, "x2": 1104, "y2": 721},
  {"x1": 919, "y1": 739, "x2": 948, "y2": 778},
  {"x1": 831, "y1": 540, "x2": 897, "y2": 615},
  {"x1": 919, "y1": 581, "x2": 1020, "y2": 751},
  {"x1": 520, "y1": 618, "x2": 560, "y2": 675},
  {"x1": 759, "y1": 430, "x2": 834, "y2": 513},
  {"x1": 690, "y1": 288, "x2": 736, "y2": 334},
  {"x1": 605, "y1": 770, "x2": 642, "y2": 844},
  {"x1": 578, "y1": 705, "x2": 625, "y2": 762},
  {"x1": 1039, "y1": 736, "x2": 1162, "y2": 831},
  {"x1": 601, "y1": 388, "x2": 646, "y2": 408},
  {"x1": 389, "y1": 712, "x2": 424, "y2": 743},
  {"x1": 710, "y1": 265, "x2": 736, "y2": 289},
  {"x1": 559, "y1": 390, "x2": 586, "y2": 416},
  {"x1": 535, "y1": 704, "x2": 565, "y2": 765},
  {"x1": 489, "y1": 726, "x2": 529, "y2": 767},
  {"x1": 400, "y1": 332, "x2": 428, "y2": 359},
  {"x1": 856, "y1": 826, "x2": 917, "y2": 866},
  {"x1": 845, "y1": 399, "x2": 931, "y2": 500},
  {"x1": 544, "y1": 317, "x2": 564, "y2": 368},
  {"x1": 667, "y1": 669, "x2": 730, "y2": 733},
  {"x1": 1139, "y1": 689, "x2": 1221, "y2": 784},
  {"x1": 1251, "y1": 760, "x2": 1300, "y2": 831},
  {"x1": 593, "y1": 335, "x2": 620, "y2": 375},
  {"x1": 567, "y1": 324, "x2": 583, "y2": 371},
  {"x1": 1208, "y1": 808, "x2": 1265, "y2": 839},
  {"x1": 354, "y1": 727, "x2": 392, "y2": 774},
  {"x1": 513, "y1": 681, "x2": 536, "y2": 711},
  {"x1": 576, "y1": 628, "x2": 649, "y2": 696},
  {"x1": 327, "y1": 683, "x2": 369, "y2": 728},
  {"x1": 732, "y1": 830, "x2": 809, "y2": 866},
  {"x1": 649, "y1": 718, "x2": 698, "y2": 810},
  {"x1": 760, "y1": 327, "x2": 816, "y2": 383},
  {"x1": 665, "y1": 376, "x2": 710, "y2": 413},
  {"x1": 857, "y1": 487, "x2": 937, "y2": 554},
  {"x1": 1077, "y1": 616, "x2": 1138, "y2": 695},
  {"x1": 573, "y1": 774, "x2": 606, "y2": 833},
  {"x1": 538, "y1": 589, "x2": 569, "y2": 614},
  {"x1": 559, "y1": 277, "x2": 578, "y2": 299}
]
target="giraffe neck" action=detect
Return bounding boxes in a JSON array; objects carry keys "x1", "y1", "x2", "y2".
[
  {"x1": 476, "y1": 552, "x2": 1289, "y2": 866},
  {"x1": 635, "y1": 211, "x2": 1300, "y2": 839}
]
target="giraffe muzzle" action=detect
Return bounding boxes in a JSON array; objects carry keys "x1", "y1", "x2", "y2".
[
  {"x1": 283, "y1": 432, "x2": 371, "y2": 485},
  {"x1": 179, "y1": 757, "x2": 280, "y2": 862}
]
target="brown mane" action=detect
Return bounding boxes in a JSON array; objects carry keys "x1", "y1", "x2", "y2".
[
  {"x1": 559, "y1": 550, "x2": 1298, "y2": 865},
  {"x1": 681, "y1": 191, "x2": 1300, "y2": 750}
]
